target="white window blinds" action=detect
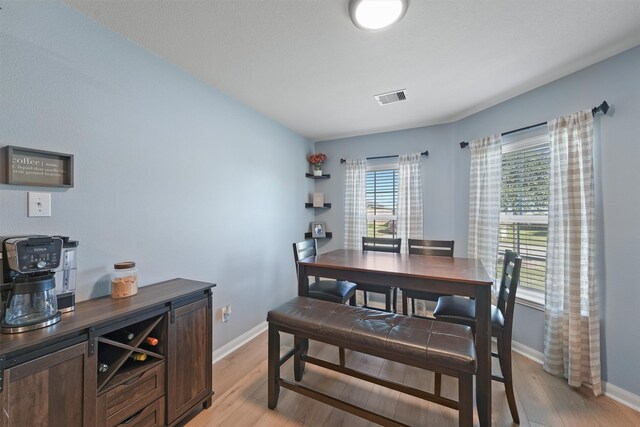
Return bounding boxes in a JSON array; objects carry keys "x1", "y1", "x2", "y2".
[
  {"x1": 498, "y1": 127, "x2": 550, "y2": 295},
  {"x1": 366, "y1": 163, "x2": 399, "y2": 238}
]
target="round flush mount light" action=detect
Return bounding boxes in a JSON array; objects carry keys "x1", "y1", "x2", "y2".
[{"x1": 349, "y1": 0, "x2": 408, "y2": 31}]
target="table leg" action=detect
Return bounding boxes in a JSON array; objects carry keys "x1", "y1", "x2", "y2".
[
  {"x1": 475, "y1": 286, "x2": 492, "y2": 427},
  {"x1": 294, "y1": 263, "x2": 310, "y2": 381}
]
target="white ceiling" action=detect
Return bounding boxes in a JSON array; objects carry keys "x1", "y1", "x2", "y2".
[{"x1": 64, "y1": 0, "x2": 640, "y2": 142}]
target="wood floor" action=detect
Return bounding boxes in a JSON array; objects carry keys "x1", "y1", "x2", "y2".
[{"x1": 185, "y1": 331, "x2": 640, "y2": 427}]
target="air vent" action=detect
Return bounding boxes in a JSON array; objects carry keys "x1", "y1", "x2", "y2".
[{"x1": 374, "y1": 90, "x2": 407, "y2": 106}]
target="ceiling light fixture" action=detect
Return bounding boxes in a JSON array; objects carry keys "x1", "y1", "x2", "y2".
[{"x1": 349, "y1": 0, "x2": 408, "y2": 31}]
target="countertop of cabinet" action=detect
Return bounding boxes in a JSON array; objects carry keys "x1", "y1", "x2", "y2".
[{"x1": 0, "y1": 278, "x2": 215, "y2": 358}]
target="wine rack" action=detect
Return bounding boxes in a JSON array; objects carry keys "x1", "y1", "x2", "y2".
[{"x1": 96, "y1": 314, "x2": 166, "y2": 393}]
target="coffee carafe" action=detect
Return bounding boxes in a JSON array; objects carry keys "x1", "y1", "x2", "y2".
[{"x1": 1, "y1": 236, "x2": 63, "y2": 333}]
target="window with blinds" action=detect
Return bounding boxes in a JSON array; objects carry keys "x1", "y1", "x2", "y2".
[
  {"x1": 366, "y1": 164, "x2": 398, "y2": 238},
  {"x1": 497, "y1": 127, "x2": 550, "y2": 298}
]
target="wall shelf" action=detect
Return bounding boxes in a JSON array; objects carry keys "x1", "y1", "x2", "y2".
[
  {"x1": 305, "y1": 203, "x2": 331, "y2": 208},
  {"x1": 305, "y1": 232, "x2": 332, "y2": 239},
  {"x1": 304, "y1": 169, "x2": 331, "y2": 239}
]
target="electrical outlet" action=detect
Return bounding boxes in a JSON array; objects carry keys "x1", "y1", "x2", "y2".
[
  {"x1": 28, "y1": 192, "x2": 51, "y2": 217},
  {"x1": 221, "y1": 305, "x2": 232, "y2": 323}
]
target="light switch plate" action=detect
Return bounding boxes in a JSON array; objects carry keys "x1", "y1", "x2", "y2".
[{"x1": 28, "y1": 192, "x2": 51, "y2": 217}]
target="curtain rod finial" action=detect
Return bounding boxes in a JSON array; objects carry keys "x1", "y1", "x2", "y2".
[
  {"x1": 592, "y1": 101, "x2": 609, "y2": 116},
  {"x1": 460, "y1": 141, "x2": 469, "y2": 149}
]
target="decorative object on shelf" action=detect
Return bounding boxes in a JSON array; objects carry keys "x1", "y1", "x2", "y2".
[
  {"x1": 307, "y1": 152, "x2": 326, "y2": 176},
  {"x1": 311, "y1": 221, "x2": 327, "y2": 238},
  {"x1": 312, "y1": 192, "x2": 325, "y2": 207}
]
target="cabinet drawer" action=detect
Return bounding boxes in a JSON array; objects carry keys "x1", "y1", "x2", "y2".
[
  {"x1": 98, "y1": 363, "x2": 165, "y2": 427},
  {"x1": 115, "y1": 397, "x2": 165, "y2": 427}
]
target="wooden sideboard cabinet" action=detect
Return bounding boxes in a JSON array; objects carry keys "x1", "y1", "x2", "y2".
[
  {"x1": 0, "y1": 342, "x2": 96, "y2": 427},
  {"x1": 167, "y1": 298, "x2": 212, "y2": 424},
  {"x1": 0, "y1": 278, "x2": 215, "y2": 427}
]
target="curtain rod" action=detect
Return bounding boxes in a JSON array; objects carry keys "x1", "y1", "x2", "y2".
[
  {"x1": 459, "y1": 101, "x2": 609, "y2": 149},
  {"x1": 340, "y1": 150, "x2": 428, "y2": 164}
]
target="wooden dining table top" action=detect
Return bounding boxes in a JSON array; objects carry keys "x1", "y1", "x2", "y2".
[{"x1": 298, "y1": 249, "x2": 493, "y2": 286}]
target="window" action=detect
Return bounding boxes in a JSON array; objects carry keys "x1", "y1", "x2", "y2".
[
  {"x1": 366, "y1": 163, "x2": 398, "y2": 238},
  {"x1": 497, "y1": 127, "x2": 550, "y2": 307}
]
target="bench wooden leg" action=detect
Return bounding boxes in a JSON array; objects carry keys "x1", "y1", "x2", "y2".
[
  {"x1": 458, "y1": 374, "x2": 473, "y2": 427},
  {"x1": 434, "y1": 372, "x2": 442, "y2": 397},
  {"x1": 294, "y1": 336, "x2": 308, "y2": 381},
  {"x1": 268, "y1": 323, "x2": 280, "y2": 409},
  {"x1": 402, "y1": 290, "x2": 409, "y2": 315}
]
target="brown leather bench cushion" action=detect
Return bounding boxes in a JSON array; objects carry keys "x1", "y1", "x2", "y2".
[{"x1": 267, "y1": 296, "x2": 476, "y2": 374}]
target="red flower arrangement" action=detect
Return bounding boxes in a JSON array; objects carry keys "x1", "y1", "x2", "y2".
[{"x1": 307, "y1": 153, "x2": 327, "y2": 165}]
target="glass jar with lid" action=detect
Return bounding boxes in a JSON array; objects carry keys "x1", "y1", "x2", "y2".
[{"x1": 111, "y1": 261, "x2": 138, "y2": 298}]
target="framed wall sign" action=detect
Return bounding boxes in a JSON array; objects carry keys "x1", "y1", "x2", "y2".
[{"x1": 1, "y1": 146, "x2": 74, "y2": 187}]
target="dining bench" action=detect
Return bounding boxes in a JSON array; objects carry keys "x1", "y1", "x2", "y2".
[{"x1": 267, "y1": 296, "x2": 477, "y2": 427}]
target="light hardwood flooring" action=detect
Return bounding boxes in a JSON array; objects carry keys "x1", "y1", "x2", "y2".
[{"x1": 184, "y1": 331, "x2": 640, "y2": 427}]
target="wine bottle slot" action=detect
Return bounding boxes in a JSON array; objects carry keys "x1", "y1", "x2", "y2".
[
  {"x1": 145, "y1": 337, "x2": 159, "y2": 346},
  {"x1": 111, "y1": 330, "x2": 135, "y2": 341},
  {"x1": 129, "y1": 352, "x2": 147, "y2": 362}
]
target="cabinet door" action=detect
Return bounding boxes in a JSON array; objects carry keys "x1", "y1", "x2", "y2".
[
  {"x1": 166, "y1": 296, "x2": 212, "y2": 425},
  {"x1": 0, "y1": 342, "x2": 97, "y2": 427}
]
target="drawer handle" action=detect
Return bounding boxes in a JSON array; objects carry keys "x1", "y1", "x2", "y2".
[{"x1": 121, "y1": 408, "x2": 145, "y2": 425}]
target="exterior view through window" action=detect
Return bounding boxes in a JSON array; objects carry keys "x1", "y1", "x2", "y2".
[
  {"x1": 366, "y1": 165, "x2": 399, "y2": 238},
  {"x1": 497, "y1": 127, "x2": 550, "y2": 301}
]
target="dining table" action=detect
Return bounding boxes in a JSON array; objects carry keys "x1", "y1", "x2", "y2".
[{"x1": 296, "y1": 249, "x2": 494, "y2": 427}]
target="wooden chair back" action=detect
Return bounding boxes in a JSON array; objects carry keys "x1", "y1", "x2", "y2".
[
  {"x1": 497, "y1": 250, "x2": 522, "y2": 339},
  {"x1": 293, "y1": 239, "x2": 319, "y2": 283},
  {"x1": 362, "y1": 237, "x2": 402, "y2": 253},
  {"x1": 293, "y1": 239, "x2": 317, "y2": 263},
  {"x1": 408, "y1": 239, "x2": 454, "y2": 257}
]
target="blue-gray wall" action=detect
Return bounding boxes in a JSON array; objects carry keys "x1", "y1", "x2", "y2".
[
  {"x1": 316, "y1": 46, "x2": 640, "y2": 397},
  {"x1": 0, "y1": 1, "x2": 313, "y2": 349},
  {"x1": 2, "y1": 0, "x2": 638, "y2": 401}
]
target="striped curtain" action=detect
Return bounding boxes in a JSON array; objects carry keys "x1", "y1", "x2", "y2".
[
  {"x1": 344, "y1": 159, "x2": 367, "y2": 250},
  {"x1": 468, "y1": 134, "x2": 502, "y2": 287},
  {"x1": 397, "y1": 153, "x2": 423, "y2": 253},
  {"x1": 544, "y1": 110, "x2": 601, "y2": 395}
]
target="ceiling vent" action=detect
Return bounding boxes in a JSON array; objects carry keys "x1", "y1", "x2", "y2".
[{"x1": 374, "y1": 89, "x2": 407, "y2": 106}]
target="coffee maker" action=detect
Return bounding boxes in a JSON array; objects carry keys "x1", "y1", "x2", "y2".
[
  {"x1": 0, "y1": 235, "x2": 63, "y2": 333},
  {"x1": 53, "y1": 236, "x2": 79, "y2": 313}
]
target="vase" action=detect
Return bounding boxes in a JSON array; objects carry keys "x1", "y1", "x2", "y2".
[{"x1": 313, "y1": 164, "x2": 323, "y2": 176}]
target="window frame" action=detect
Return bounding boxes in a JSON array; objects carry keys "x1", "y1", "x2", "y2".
[
  {"x1": 499, "y1": 127, "x2": 550, "y2": 310},
  {"x1": 365, "y1": 161, "x2": 399, "y2": 239}
]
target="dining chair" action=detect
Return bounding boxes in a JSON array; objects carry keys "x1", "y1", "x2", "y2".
[
  {"x1": 293, "y1": 240, "x2": 357, "y2": 305},
  {"x1": 434, "y1": 250, "x2": 523, "y2": 423},
  {"x1": 359, "y1": 237, "x2": 402, "y2": 312},
  {"x1": 401, "y1": 239, "x2": 455, "y2": 317},
  {"x1": 293, "y1": 239, "x2": 357, "y2": 367}
]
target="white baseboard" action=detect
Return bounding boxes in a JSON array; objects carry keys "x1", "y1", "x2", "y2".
[
  {"x1": 511, "y1": 339, "x2": 544, "y2": 364},
  {"x1": 512, "y1": 339, "x2": 640, "y2": 413},
  {"x1": 213, "y1": 321, "x2": 268, "y2": 363},
  {"x1": 602, "y1": 381, "x2": 640, "y2": 412}
]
